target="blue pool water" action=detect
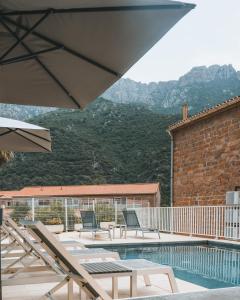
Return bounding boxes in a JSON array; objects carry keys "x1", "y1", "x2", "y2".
[{"x1": 101, "y1": 242, "x2": 240, "y2": 289}]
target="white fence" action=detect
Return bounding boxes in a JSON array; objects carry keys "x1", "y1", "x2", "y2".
[
  {"x1": 3, "y1": 200, "x2": 240, "y2": 240},
  {"x1": 3, "y1": 197, "x2": 148, "y2": 231},
  {"x1": 136, "y1": 206, "x2": 240, "y2": 240},
  {"x1": 120, "y1": 244, "x2": 240, "y2": 286}
]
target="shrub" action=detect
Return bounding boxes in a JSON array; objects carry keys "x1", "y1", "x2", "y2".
[{"x1": 10, "y1": 204, "x2": 31, "y2": 224}]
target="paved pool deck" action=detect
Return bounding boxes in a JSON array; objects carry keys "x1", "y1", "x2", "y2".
[
  {"x1": 58, "y1": 230, "x2": 209, "y2": 246},
  {"x1": 3, "y1": 231, "x2": 239, "y2": 300}
]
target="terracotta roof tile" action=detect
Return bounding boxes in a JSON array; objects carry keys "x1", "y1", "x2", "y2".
[
  {"x1": 0, "y1": 183, "x2": 159, "y2": 198},
  {"x1": 0, "y1": 190, "x2": 20, "y2": 199},
  {"x1": 168, "y1": 96, "x2": 240, "y2": 132}
]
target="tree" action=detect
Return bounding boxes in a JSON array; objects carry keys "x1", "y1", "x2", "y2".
[{"x1": 0, "y1": 151, "x2": 13, "y2": 167}]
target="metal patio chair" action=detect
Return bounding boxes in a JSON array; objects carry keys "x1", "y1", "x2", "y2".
[
  {"x1": 122, "y1": 209, "x2": 160, "y2": 239},
  {"x1": 79, "y1": 210, "x2": 112, "y2": 240}
]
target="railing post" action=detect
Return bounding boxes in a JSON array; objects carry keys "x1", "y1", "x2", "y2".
[
  {"x1": 64, "y1": 198, "x2": 68, "y2": 232},
  {"x1": 215, "y1": 207, "x2": 219, "y2": 239},
  {"x1": 114, "y1": 201, "x2": 118, "y2": 224},
  {"x1": 170, "y1": 207, "x2": 174, "y2": 234},
  {"x1": 31, "y1": 197, "x2": 35, "y2": 221},
  {"x1": 190, "y1": 207, "x2": 193, "y2": 237}
]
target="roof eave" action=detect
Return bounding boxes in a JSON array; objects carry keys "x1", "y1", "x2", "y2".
[{"x1": 168, "y1": 96, "x2": 240, "y2": 133}]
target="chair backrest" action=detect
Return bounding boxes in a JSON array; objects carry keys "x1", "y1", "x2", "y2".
[
  {"x1": 27, "y1": 221, "x2": 111, "y2": 300},
  {"x1": 122, "y1": 210, "x2": 141, "y2": 228},
  {"x1": 80, "y1": 210, "x2": 98, "y2": 229}
]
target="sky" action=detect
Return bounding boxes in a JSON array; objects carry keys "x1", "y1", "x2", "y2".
[{"x1": 124, "y1": 0, "x2": 240, "y2": 83}]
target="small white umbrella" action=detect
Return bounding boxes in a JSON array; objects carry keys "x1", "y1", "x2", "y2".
[
  {"x1": 0, "y1": 116, "x2": 51, "y2": 300},
  {"x1": 0, "y1": 117, "x2": 51, "y2": 152}
]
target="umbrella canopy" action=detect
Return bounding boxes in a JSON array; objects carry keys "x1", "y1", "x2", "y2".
[
  {"x1": 0, "y1": 117, "x2": 51, "y2": 152},
  {"x1": 0, "y1": 0, "x2": 195, "y2": 109}
]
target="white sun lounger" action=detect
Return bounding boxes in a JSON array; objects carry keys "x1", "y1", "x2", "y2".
[
  {"x1": 1, "y1": 219, "x2": 119, "y2": 290},
  {"x1": 27, "y1": 222, "x2": 178, "y2": 299},
  {"x1": 81, "y1": 259, "x2": 178, "y2": 298},
  {"x1": 27, "y1": 221, "x2": 115, "y2": 299},
  {"x1": 2, "y1": 218, "x2": 120, "y2": 262},
  {"x1": 1, "y1": 221, "x2": 66, "y2": 288}
]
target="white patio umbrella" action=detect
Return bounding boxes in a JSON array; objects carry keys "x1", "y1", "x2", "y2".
[
  {"x1": 0, "y1": 116, "x2": 51, "y2": 300},
  {"x1": 0, "y1": 0, "x2": 195, "y2": 109},
  {"x1": 0, "y1": 117, "x2": 51, "y2": 152}
]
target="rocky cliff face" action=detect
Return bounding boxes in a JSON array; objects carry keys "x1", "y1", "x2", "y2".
[
  {"x1": 103, "y1": 64, "x2": 240, "y2": 114},
  {"x1": 0, "y1": 104, "x2": 54, "y2": 120},
  {"x1": 178, "y1": 64, "x2": 238, "y2": 85},
  {"x1": 0, "y1": 64, "x2": 239, "y2": 120}
]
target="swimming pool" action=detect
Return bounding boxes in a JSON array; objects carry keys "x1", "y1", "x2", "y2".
[{"x1": 100, "y1": 242, "x2": 240, "y2": 289}]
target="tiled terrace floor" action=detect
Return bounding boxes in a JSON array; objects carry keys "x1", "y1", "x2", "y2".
[
  {"x1": 59, "y1": 230, "x2": 208, "y2": 246},
  {"x1": 4, "y1": 276, "x2": 207, "y2": 300}
]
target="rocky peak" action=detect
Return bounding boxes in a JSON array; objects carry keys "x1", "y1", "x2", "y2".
[{"x1": 179, "y1": 64, "x2": 238, "y2": 85}]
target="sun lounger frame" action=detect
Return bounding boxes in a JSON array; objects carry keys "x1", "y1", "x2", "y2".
[{"x1": 27, "y1": 221, "x2": 112, "y2": 300}]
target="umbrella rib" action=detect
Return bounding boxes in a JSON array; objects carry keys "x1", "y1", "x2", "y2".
[
  {"x1": 3, "y1": 16, "x2": 121, "y2": 78},
  {"x1": 10, "y1": 129, "x2": 51, "y2": 152},
  {"x1": 0, "y1": 129, "x2": 16, "y2": 137},
  {"x1": 0, "y1": 19, "x2": 82, "y2": 109},
  {"x1": 0, "y1": 46, "x2": 63, "y2": 66},
  {"x1": 0, "y1": 4, "x2": 196, "y2": 16},
  {"x1": 20, "y1": 129, "x2": 51, "y2": 143},
  {"x1": 0, "y1": 11, "x2": 50, "y2": 62}
]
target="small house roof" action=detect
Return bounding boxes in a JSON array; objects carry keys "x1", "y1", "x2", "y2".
[{"x1": 0, "y1": 183, "x2": 160, "y2": 199}]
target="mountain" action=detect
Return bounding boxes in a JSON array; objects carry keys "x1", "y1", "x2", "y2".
[
  {"x1": 0, "y1": 64, "x2": 239, "y2": 206},
  {"x1": 0, "y1": 99, "x2": 177, "y2": 206},
  {"x1": 0, "y1": 64, "x2": 239, "y2": 120},
  {"x1": 0, "y1": 104, "x2": 53, "y2": 120},
  {"x1": 103, "y1": 64, "x2": 240, "y2": 114}
]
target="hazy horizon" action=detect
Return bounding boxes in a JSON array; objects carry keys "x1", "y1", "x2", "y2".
[{"x1": 124, "y1": 0, "x2": 240, "y2": 83}]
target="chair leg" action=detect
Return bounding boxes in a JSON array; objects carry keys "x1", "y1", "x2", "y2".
[
  {"x1": 130, "y1": 274, "x2": 137, "y2": 297},
  {"x1": 167, "y1": 270, "x2": 178, "y2": 293},
  {"x1": 79, "y1": 286, "x2": 87, "y2": 300},
  {"x1": 112, "y1": 277, "x2": 118, "y2": 299},
  {"x1": 123, "y1": 228, "x2": 127, "y2": 239},
  {"x1": 143, "y1": 275, "x2": 151, "y2": 286},
  {"x1": 142, "y1": 231, "x2": 144, "y2": 239},
  {"x1": 157, "y1": 230, "x2": 160, "y2": 239},
  {"x1": 68, "y1": 278, "x2": 73, "y2": 300},
  {"x1": 43, "y1": 277, "x2": 69, "y2": 299}
]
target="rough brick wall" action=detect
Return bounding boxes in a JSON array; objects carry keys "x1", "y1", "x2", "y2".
[{"x1": 172, "y1": 105, "x2": 240, "y2": 206}]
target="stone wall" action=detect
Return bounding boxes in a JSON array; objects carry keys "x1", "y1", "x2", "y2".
[{"x1": 172, "y1": 105, "x2": 240, "y2": 206}]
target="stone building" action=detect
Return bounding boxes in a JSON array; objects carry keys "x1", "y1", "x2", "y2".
[{"x1": 168, "y1": 96, "x2": 240, "y2": 206}]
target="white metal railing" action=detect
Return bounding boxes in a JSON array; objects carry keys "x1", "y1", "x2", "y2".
[
  {"x1": 136, "y1": 206, "x2": 240, "y2": 240},
  {"x1": 124, "y1": 244, "x2": 240, "y2": 285},
  {"x1": 2, "y1": 197, "x2": 148, "y2": 231},
  {"x1": 2, "y1": 200, "x2": 240, "y2": 241}
]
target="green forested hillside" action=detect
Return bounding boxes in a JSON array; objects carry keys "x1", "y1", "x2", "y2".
[{"x1": 0, "y1": 99, "x2": 177, "y2": 205}]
